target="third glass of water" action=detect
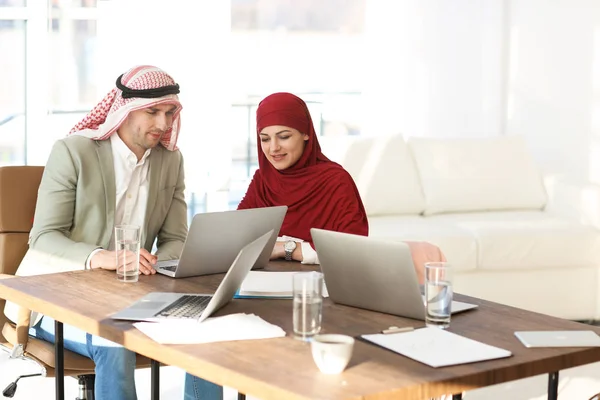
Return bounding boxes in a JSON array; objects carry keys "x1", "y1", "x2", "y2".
[
  {"x1": 292, "y1": 271, "x2": 323, "y2": 341},
  {"x1": 425, "y1": 262, "x2": 453, "y2": 329}
]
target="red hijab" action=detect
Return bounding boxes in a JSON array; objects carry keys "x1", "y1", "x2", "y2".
[{"x1": 238, "y1": 92, "x2": 368, "y2": 244}]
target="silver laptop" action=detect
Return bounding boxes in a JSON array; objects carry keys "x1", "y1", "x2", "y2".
[
  {"x1": 111, "y1": 230, "x2": 273, "y2": 322},
  {"x1": 311, "y1": 228, "x2": 478, "y2": 320},
  {"x1": 514, "y1": 331, "x2": 600, "y2": 348},
  {"x1": 154, "y1": 206, "x2": 287, "y2": 278}
]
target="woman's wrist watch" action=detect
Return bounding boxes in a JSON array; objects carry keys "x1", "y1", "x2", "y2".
[{"x1": 284, "y1": 240, "x2": 297, "y2": 261}]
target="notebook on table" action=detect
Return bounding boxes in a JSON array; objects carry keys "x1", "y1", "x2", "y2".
[{"x1": 235, "y1": 271, "x2": 329, "y2": 299}]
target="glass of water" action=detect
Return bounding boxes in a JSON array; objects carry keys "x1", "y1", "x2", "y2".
[
  {"x1": 115, "y1": 225, "x2": 140, "y2": 283},
  {"x1": 425, "y1": 262, "x2": 453, "y2": 329},
  {"x1": 292, "y1": 271, "x2": 323, "y2": 341}
]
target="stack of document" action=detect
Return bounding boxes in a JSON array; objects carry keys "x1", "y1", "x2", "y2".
[
  {"x1": 134, "y1": 313, "x2": 286, "y2": 344},
  {"x1": 236, "y1": 271, "x2": 329, "y2": 298}
]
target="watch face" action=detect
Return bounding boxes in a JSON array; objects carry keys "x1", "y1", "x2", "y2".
[{"x1": 284, "y1": 241, "x2": 297, "y2": 252}]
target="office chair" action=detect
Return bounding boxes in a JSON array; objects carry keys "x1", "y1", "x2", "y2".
[{"x1": 0, "y1": 166, "x2": 150, "y2": 399}]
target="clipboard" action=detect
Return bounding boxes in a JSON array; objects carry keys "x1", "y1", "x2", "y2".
[{"x1": 362, "y1": 327, "x2": 512, "y2": 368}]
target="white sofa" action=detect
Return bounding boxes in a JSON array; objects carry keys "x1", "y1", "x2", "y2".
[{"x1": 320, "y1": 134, "x2": 600, "y2": 321}]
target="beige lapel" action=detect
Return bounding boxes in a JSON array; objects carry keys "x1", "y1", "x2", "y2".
[
  {"x1": 143, "y1": 147, "x2": 164, "y2": 245},
  {"x1": 96, "y1": 140, "x2": 116, "y2": 248}
]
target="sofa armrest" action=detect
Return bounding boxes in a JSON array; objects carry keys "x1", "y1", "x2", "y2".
[{"x1": 544, "y1": 174, "x2": 600, "y2": 228}]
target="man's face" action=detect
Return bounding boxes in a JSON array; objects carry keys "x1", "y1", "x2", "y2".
[{"x1": 119, "y1": 103, "x2": 177, "y2": 155}]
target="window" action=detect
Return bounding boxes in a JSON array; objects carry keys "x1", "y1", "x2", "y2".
[
  {"x1": 0, "y1": 18, "x2": 25, "y2": 165},
  {"x1": 228, "y1": 0, "x2": 366, "y2": 207},
  {"x1": 0, "y1": 0, "x2": 366, "y2": 215},
  {"x1": 231, "y1": 0, "x2": 364, "y2": 32}
]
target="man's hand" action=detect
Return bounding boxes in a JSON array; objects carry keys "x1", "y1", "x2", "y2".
[
  {"x1": 405, "y1": 241, "x2": 447, "y2": 284},
  {"x1": 139, "y1": 248, "x2": 157, "y2": 275},
  {"x1": 90, "y1": 249, "x2": 157, "y2": 275},
  {"x1": 90, "y1": 250, "x2": 119, "y2": 270}
]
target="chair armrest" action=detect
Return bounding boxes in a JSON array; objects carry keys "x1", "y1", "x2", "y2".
[
  {"x1": 16, "y1": 306, "x2": 31, "y2": 349},
  {"x1": 544, "y1": 174, "x2": 600, "y2": 228},
  {"x1": 0, "y1": 274, "x2": 32, "y2": 349}
]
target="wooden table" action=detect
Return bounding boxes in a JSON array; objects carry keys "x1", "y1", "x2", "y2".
[{"x1": 1, "y1": 262, "x2": 600, "y2": 400}]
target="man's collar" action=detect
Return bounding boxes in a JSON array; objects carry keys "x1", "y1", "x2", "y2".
[{"x1": 110, "y1": 133, "x2": 151, "y2": 164}]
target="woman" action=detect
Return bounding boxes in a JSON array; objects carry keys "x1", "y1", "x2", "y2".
[
  {"x1": 183, "y1": 92, "x2": 443, "y2": 399},
  {"x1": 238, "y1": 91, "x2": 369, "y2": 263}
]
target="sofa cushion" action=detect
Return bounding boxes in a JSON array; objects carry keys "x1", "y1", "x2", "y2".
[
  {"x1": 431, "y1": 211, "x2": 600, "y2": 271},
  {"x1": 408, "y1": 136, "x2": 547, "y2": 215},
  {"x1": 320, "y1": 134, "x2": 425, "y2": 216},
  {"x1": 367, "y1": 215, "x2": 477, "y2": 272}
]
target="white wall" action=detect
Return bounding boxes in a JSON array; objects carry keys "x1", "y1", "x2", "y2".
[
  {"x1": 507, "y1": 0, "x2": 600, "y2": 181},
  {"x1": 364, "y1": 0, "x2": 600, "y2": 183},
  {"x1": 362, "y1": 0, "x2": 505, "y2": 139}
]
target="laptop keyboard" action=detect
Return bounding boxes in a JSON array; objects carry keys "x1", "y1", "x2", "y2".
[
  {"x1": 154, "y1": 295, "x2": 212, "y2": 319},
  {"x1": 161, "y1": 266, "x2": 177, "y2": 272}
]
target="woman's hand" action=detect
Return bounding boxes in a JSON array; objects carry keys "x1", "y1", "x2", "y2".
[
  {"x1": 404, "y1": 241, "x2": 447, "y2": 284},
  {"x1": 270, "y1": 241, "x2": 303, "y2": 261},
  {"x1": 270, "y1": 242, "x2": 285, "y2": 260}
]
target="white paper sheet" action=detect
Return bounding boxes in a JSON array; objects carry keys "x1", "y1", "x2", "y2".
[
  {"x1": 238, "y1": 271, "x2": 329, "y2": 298},
  {"x1": 134, "y1": 313, "x2": 286, "y2": 344},
  {"x1": 362, "y1": 327, "x2": 512, "y2": 368}
]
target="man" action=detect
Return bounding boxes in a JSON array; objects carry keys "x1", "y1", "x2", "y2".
[{"x1": 6, "y1": 65, "x2": 188, "y2": 400}]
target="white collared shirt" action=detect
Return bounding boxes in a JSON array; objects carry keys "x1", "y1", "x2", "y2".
[
  {"x1": 86, "y1": 134, "x2": 151, "y2": 267},
  {"x1": 110, "y1": 133, "x2": 151, "y2": 247}
]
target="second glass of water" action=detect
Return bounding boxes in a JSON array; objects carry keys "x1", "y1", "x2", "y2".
[
  {"x1": 425, "y1": 262, "x2": 453, "y2": 329},
  {"x1": 292, "y1": 271, "x2": 324, "y2": 341}
]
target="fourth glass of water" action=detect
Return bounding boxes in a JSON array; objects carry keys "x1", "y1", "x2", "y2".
[
  {"x1": 292, "y1": 271, "x2": 323, "y2": 341},
  {"x1": 425, "y1": 262, "x2": 453, "y2": 329}
]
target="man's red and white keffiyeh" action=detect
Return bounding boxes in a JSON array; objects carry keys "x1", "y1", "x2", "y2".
[{"x1": 68, "y1": 65, "x2": 182, "y2": 151}]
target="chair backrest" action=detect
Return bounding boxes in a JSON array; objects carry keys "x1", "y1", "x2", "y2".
[{"x1": 0, "y1": 166, "x2": 43, "y2": 342}]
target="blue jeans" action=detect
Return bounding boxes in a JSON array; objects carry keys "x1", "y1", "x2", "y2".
[
  {"x1": 183, "y1": 373, "x2": 223, "y2": 400},
  {"x1": 30, "y1": 316, "x2": 137, "y2": 400}
]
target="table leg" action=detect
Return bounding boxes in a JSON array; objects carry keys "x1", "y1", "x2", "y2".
[
  {"x1": 548, "y1": 371, "x2": 559, "y2": 400},
  {"x1": 151, "y1": 359, "x2": 160, "y2": 400},
  {"x1": 55, "y1": 320, "x2": 64, "y2": 400},
  {"x1": 237, "y1": 393, "x2": 246, "y2": 400}
]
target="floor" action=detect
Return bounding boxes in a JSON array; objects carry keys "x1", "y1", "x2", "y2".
[
  {"x1": 0, "y1": 347, "x2": 249, "y2": 400},
  {"x1": 1, "y1": 345, "x2": 600, "y2": 400}
]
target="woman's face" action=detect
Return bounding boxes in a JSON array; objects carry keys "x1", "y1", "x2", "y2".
[{"x1": 259, "y1": 125, "x2": 309, "y2": 170}]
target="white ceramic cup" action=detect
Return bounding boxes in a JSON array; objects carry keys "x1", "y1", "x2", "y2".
[{"x1": 311, "y1": 334, "x2": 355, "y2": 374}]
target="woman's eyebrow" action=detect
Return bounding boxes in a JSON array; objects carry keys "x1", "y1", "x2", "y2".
[{"x1": 259, "y1": 130, "x2": 291, "y2": 136}]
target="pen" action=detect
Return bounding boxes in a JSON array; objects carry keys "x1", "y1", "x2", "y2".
[{"x1": 381, "y1": 326, "x2": 415, "y2": 334}]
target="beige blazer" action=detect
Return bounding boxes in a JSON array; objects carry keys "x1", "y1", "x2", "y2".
[{"x1": 5, "y1": 136, "x2": 188, "y2": 325}]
